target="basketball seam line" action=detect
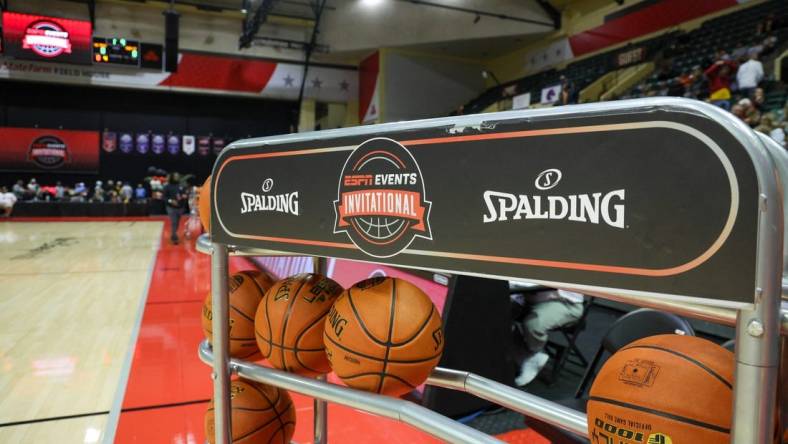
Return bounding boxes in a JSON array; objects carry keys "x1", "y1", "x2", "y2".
[
  {"x1": 377, "y1": 278, "x2": 397, "y2": 394},
  {"x1": 337, "y1": 371, "x2": 418, "y2": 390},
  {"x1": 347, "y1": 286, "x2": 389, "y2": 347},
  {"x1": 245, "y1": 385, "x2": 289, "y2": 434},
  {"x1": 400, "y1": 304, "x2": 436, "y2": 347},
  {"x1": 230, "y1": 271, "x2": 263, "y2": 322},
  {"x1": 264, "y1": 279, "x2": 275, "y2": 358},
  {"x1": 323, "y1": 331, "x2": 443, "y2": 363},
  {"x1": 266, "y1": 421, "x2": 295, "y2": 444},
  {"x1": 254, "y1": 331, "x2": 325, "y2": 352},
  {"x1": 348, "y1": 283, "x2": 436, "y2": 348},
  {"x1": 619, "y1": 344, "x2": 733, "y2": 390},
  {"x1": 240, "y1": 270, "x2": 269, "y2": 297},
  {"x1": 230, "y1": 304, "x2": 256, "y2": 323},
  {"x1": 280, "y1": 278, "x2": 309, "y2": 372},
  {"x1": 588, "y1": 396, "x2": 730, "y2": 434},
  {"x1": 247, "y1": 382, "x2": 283, "y2": 411},
  {"x1": 290, "y1": 280, "x2": 340, "y2": 374},
  {"x1": 229, "y1": 401, "x2": 293, "y2": 442}
]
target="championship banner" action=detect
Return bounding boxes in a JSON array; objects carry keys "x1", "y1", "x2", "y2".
[
  {"x1": 212, "y1": 137, "x2": 226, "y2": 155},
  {"x1": 197, "y1": 136, "x2": 211, "y2": 156},
  {"x1": 151, "y1": 133, "x2": 165, "y2": 155},
  {"x1": 136, "y1": 133, "x2": 150, "y2": 154},
  {"x1": 119, "y1": 133, "x2": 134, "y2": 153},
  {"x1": 1, "y1": 12, "x2": 92, "y2": 65},
  {"x1": 167, "y1": 134, "x2": 180, "y2": 155},
  {"x1": 0, "y1": 127, "x2": 99, "y2": 173},
  {"x1": 182, "y1": 135, "x2": 195, "y2": 155},
  {"x1": 211, "y1": 99, "x2": 766, "y2": 307},
  {"x1": 102, "y1": 131, "x2": 117, "y2": 153}
]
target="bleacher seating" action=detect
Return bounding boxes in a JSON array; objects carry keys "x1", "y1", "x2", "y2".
[{"x1": 459, "y1": 0, "x2": 786, "y2": 114}]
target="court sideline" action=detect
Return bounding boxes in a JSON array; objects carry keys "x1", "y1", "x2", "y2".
[{"x1": 0, "y1": 218, "x2": 546, "y2": 443}]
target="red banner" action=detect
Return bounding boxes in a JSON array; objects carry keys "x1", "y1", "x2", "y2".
[
  {"x1": 2, "y1": 12, "x2": 93, "y2": 65},
  {"x1": 0, "y1": 127, "x2": 99, "y2": 173},
  {"x1": 337, "y1": 189, "x2": 427, "y2": 231}
]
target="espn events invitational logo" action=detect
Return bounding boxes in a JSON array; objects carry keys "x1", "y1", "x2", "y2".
[
  {"x1": 23, "y1": 20, "x2": 72, "y2": 58},
  {"x1": 240, "y1": 178, "x2": 299, "y2": 216},
  {"x1": 334, "y1": 138, "x2": 432, "y2": 258},
  {"x1": 482, "y1": 168, "x2": 626, "y2": 228},
  {"x1": 28, "y1": 135, "x2": 68, "y2": 169}
]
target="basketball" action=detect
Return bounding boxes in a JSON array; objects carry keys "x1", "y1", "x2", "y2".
[
  {"x1": 587, "y1": 334, "x2": 734, "y2": 444},
  {"x1": 323, "y1": 276, "x2": 444, "y2": 397},
  {"x1": 202, "y1": 270, "x2": 274, "y2": 359},
  {"x1": 198, "y1": 174, "x2": 211, "y2": 231},
  {"x1": 255, "y1": 273, "x2": 344, "y2": 376},
  {"x1": 205, "y1": 378, "x2": 296, "y2": 444}
]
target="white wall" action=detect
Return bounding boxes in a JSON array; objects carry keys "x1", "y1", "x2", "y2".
[
  {"x1": 317, "y1": 0, "x2": 554, "y2": 53},
  {"x1": 382, "y1": 50, "x2": 484, "y2": 122}
]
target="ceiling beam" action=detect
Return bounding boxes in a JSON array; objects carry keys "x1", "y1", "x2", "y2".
[
  {"x1": 398, "y1": 0, "x2": 555, "y2": 28},
  {"x1": 239, "y1": 0, "x2": 278, "y2": 49},
  {"x1": 534, "y1": 0, "x2": 561, "y2": 30}
]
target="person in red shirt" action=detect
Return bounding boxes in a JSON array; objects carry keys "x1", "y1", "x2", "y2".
[{"x1": 705, "y1": 59, "x2": 737, "y2": 110}]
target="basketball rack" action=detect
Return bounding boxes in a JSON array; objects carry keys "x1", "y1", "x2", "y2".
[{"x1": 198, "y1": 98, "x2": 788, "y2": 444}]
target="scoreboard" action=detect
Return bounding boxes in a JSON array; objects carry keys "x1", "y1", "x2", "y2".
[{"x1": 92, "y1": 37, "x2": 139, "y2": 66}]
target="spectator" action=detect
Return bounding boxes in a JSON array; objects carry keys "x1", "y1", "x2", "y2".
[
  {"x1": 758, "y1": 34, "x2": 778, "y2": 57},
  {"x1": 737, "y1": 98, "x2": 761, "y2": 127},
  {"x1": 91, "y1": 180, "x2": 105, "y2": 203},
  {"x1": 134, "y1": 183, "x2": 147, "y2": 202},
  {"x1": 163, "y1": 173, "x2": 187, "y2": 244},
  {"x1": 120, "y1": 182, "x2": 133, "y2": 203},
  {"x1": 12, "y1": 180, "x2": 25, "y2": 199},
  {"x1": 756, "y1": 113, "x2": 785, "y2": 146},
  {"x1": 752, "y1": 87, "x2": 766, "y2": 110},
  {"x1": 72, "y1": 182, "x2": 87, "y2": 202},
  {"x1": 55, "y1": 181, "x2": 65, "y2": 201},
  {"x1": 512, "y1": 287, "x2": 585, "y2": 386},
  {"x1": 756, "y1": 14, "x2": 774, "y2": 36},
  {"x1": 27, "y1": 178, "x2": 40, "y2": 199},
  {"x1": 0, "y1": 186, "x2": 17, "y2": 217},
  {"x1": 736, "y1": 52, "x2": 764, "y2": 100},
  {"x1": 731, "y1": 42, "x2": 749, "y2": 63},
  {"x1": 705, "y1": 59, "x2": 736, "y2": 110},
  {"x1": 106, "y1": 181, "x2": 119, "y2": 203},
  {"x1": 39, "y1": 185, "x2": 56, "y2": 201},
  {"x1": 559, "y1": 75, "x2": 576, "y2": 105},
  {"x1": 685, "y1": 65, "x2": 707, "y2": 99}
]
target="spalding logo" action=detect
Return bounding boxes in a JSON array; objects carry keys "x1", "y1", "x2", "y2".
[{"x1": 534, "y1": 168, "x2": 562, "y2": 190}]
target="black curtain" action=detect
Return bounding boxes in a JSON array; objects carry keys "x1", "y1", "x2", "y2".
[{"x1": 0, "y1": 80, "x2": 297, "y2": 187}]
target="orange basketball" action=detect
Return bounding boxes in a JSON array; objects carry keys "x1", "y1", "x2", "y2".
[
  {"x1": 255, "y1": 273, "x2": 343, "y2": 376},
  {"x1": 323, "y1": 277, "x2": 444, "y2": 397},
  {"x1": 205, "y1": 378, "x2": 295, "y2": 444},
  {"x1": 587, "y1": 334, "x2": 733, "y2": 444},
  {"x1": 198, "y1": 175, "x2": 211, "y2": 232},
  {"x1": 202, "y1": 270, "x2": 275, "y2": 359}
]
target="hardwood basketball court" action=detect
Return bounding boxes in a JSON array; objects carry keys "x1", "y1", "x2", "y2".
[{"x1": 0, "y1": 220, "x2": 162, "y2": 443}]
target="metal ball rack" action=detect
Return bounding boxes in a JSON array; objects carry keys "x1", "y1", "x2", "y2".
[{"x1": 198, "y1": 98, "x2": 788, "y2": 444}]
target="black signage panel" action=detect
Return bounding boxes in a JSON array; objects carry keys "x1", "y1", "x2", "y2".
[{"x1": 211, "y1": 100, "x2": 761, "y2": 306}]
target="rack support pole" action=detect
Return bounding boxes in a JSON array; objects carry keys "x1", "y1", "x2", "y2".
[
  {"x1": 731, "y1": 298, "x2": 781, "y2": 443},
  {"x1": 313, "y1": 256, "x2": 329, "y2": 444},
  {"x1": 211, "y1": 243, "x2": 232, "y2": 444}
]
